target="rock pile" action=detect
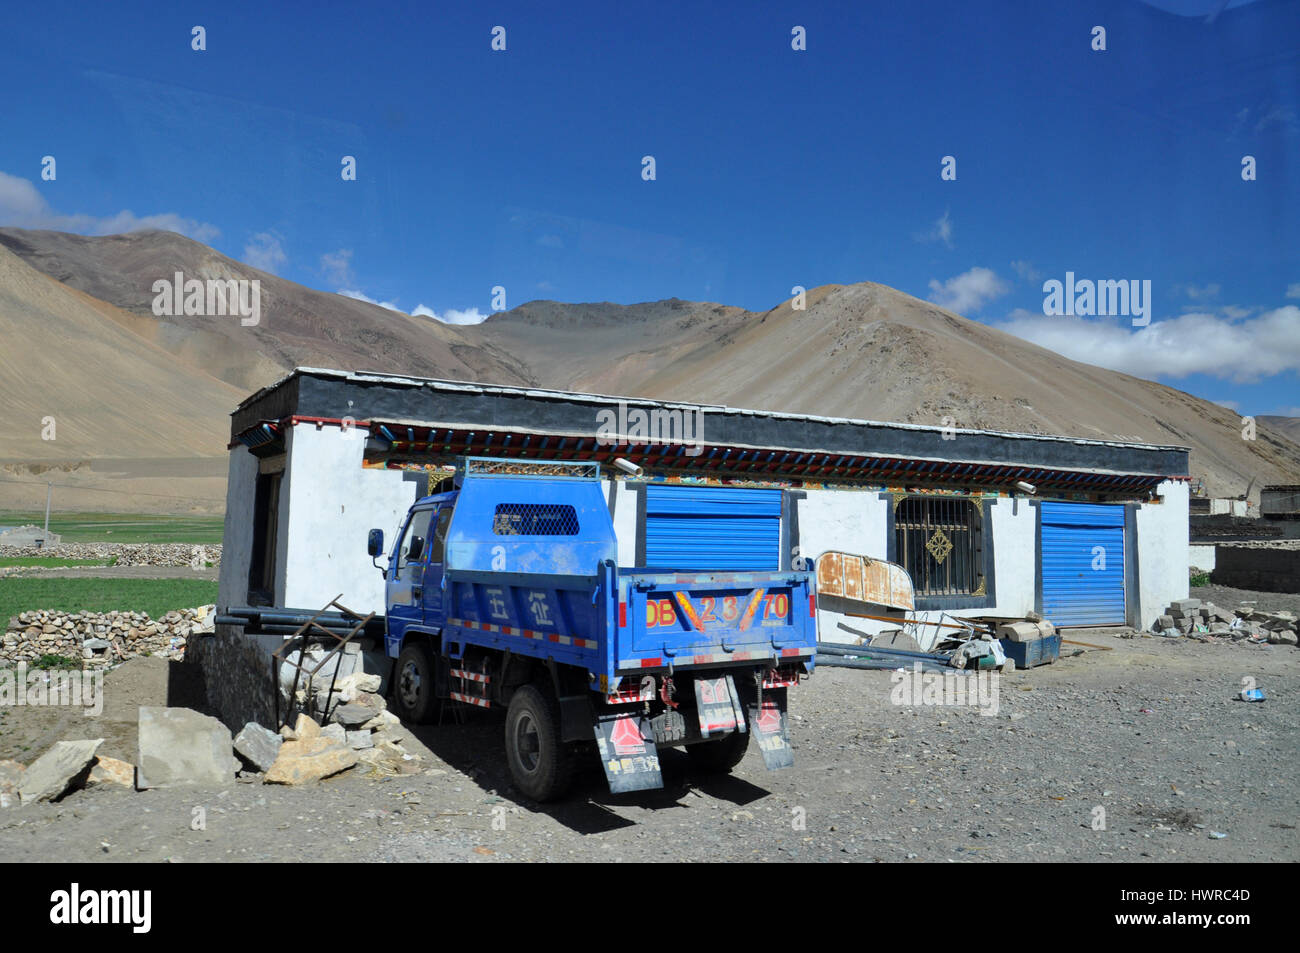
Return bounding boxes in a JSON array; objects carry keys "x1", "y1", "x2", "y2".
[
  {"x1": 0, "y1": 542, "x2": 222, "y2": 567},
  {"x1": 1148, "y1": 598, "x2": 1298, "y2": 645},
  {"x1": 1, "y1": 606, "x2": 216, "y2": 665},
  {"x1": 0, "y1": 741, "x2": 135, "y2": 808},
  {"x1": 1, "y1": 688, "x2": 419, "y2": 808},
  {"x1": 259, "y1": 671, "x2": 422, "y2": 784}
]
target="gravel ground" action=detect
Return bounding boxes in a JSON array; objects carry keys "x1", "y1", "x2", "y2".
[{"x1": 1, "y1": 626, "x2": 1295, "y2": 864}]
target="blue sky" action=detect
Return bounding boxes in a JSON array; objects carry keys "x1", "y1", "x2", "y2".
[{"x1": 1, "y1": 0, "x2": 1296, "y2": 416}]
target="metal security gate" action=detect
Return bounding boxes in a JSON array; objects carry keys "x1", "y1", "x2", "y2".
[
  {"x1": 1040, "y1": 502, "x2": 1126, "y2": 626},
  {"x1": 644, "y1": 486, "x2": 782, "y2": 571},
  {"x1": 895, "y1": 496, "x2": 981, "y2": 596}
]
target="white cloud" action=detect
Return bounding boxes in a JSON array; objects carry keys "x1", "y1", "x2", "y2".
[
  {"x1": 1183, "y1": 282, "x2": 1221, "y2": 300},
  {"x1": 0, "y1": 170, "x2": 219, "y2": 241},
  {"x1": 336, "y1": 291, "x2": 488, "y2": 325},
  {"x1": 412, "y1": 304, "x2": 490, "y2": 325},
  {"x1": 997, "y1": 305, "x2": 1300, "y2": 384},
  {"x1": 320, "y1": 249, "x2": 354, "y2": 286},
  {"x1": 243, "y1": 232, "x2": 287, "y2": 274},
  {"x1": 1010, "y1": 260, "x2": 1041, "y2": 283},
  {"x1": 927, "y1": 266, "x2": 1010, "y2": 314},
  {"x1": 340, "y1": 288, "x2": 402, "y2": 312},
  {"x1": 536, "y1": 234, "x2": 564, "y2": 248},
  {"x1": 1286, "y1": 283, "x2": 1300, "y2": 299},
  {"x1": 917, "y1": 209, "x2": 954, "y2": 248}
]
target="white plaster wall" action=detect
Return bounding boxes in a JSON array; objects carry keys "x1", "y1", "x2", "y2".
[
  {"x1": 217, "y1": 446, "x2": 258, "y2": 608},
  {"x1": 602, "y1": 478, "x2": 639, "y2": 567},
  {"x1": 280, "y1": 424, "x2": 420, "y2": 613},
  {"x1": 792, "y1": 489, "x2": 891, "y2": 645},
  {"x1": 968, "y1": 496, "x2": 1036, "y2": 619},
  {"x1": 1189, "y1": 544, "x2": 1217, "y2": 572},
  {"x1": 1134, "y1": 480, "x2": 1190, "y2": 629}
]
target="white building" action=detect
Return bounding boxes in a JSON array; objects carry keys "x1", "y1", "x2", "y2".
[{"x1": 217, "y1": 369, "x2": 1190, "y2": 648}]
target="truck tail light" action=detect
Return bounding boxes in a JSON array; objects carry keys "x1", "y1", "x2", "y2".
[
  {"x1": 809, "y1": 592, "x2": 816, "y2": 617},
  {"x1": 619, "y1": 601, "x2": 627, "y2": 628}
]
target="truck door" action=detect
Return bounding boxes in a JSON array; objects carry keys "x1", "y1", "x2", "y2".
[
  {"x1": 388, "y1": 506, "x2": 435, "y2": 644},
  {"x1": 422, "y1": 503, "x2": 454, "y2": 623}
]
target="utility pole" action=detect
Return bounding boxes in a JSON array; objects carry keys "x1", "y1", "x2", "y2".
[{"x1": 44, "y1": 481, "x2": 52, "y2": 536}]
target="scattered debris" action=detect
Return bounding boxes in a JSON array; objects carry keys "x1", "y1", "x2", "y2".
[
  {"x1": 1147, "y1": 598, "x2": 1297, "y2": 645},
  {"x1": 86, "y1": 755, "x2": 135, "y2": 788},
  {"x1": 18, "y1": 739, "x2": 103, "y2": 803},
  {"x1": 233, "y1": 722, "x2": 283, "y2": 773},
  {"x1": 136, "y1": 706, "x2": 239, "y2": 789}
]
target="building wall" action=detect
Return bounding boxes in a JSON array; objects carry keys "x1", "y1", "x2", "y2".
[
  {"x1": 216, "y1": 446, "x2": 259, "y2": 609},
  {"x1": 1189, "y1": 544, "x2": 1217, "y2": 571},
  {"x1": 792, "y1": 489, "x2": 890, "y2": 645},
  {"x1": 1134, "y1": 480, "x2": 1190, "y2": 629},
  {"x1": 280, "y1": 424, "x2": 419, "y2": 613},
  {"x1": 219, "y1": 429, "x2": 1191, "y2": 635},
  {"x1": 979, "y1": 496, "x2": 1036, "y2": 618},
  {"x1": 603, "y1": 478, "x2": 638, "y2": 567}
]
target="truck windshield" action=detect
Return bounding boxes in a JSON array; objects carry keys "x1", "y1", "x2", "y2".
[{"x1": 396, "y1": 508, "x2": 434, "y2": 573}]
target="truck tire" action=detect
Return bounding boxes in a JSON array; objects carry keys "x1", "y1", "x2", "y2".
[
  {"x1": 505, "y1": 683, "x2": 575, "y2": 802},
  {"x1": 393, "y1": 641, "x2": 437, "y2": 724},
  {"x1": 686, "y1": 728, "x2": 750, "y2": 773}
]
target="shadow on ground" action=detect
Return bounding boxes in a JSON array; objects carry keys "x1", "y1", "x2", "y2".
[{"x1": 401, "y1": 704, "x2": 772, "y2": 834}]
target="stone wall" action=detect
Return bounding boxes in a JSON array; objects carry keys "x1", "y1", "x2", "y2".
[
  {"x1": 0, "y1": 543, "x2": 223, "y2": 567},
  {"x1": 184, "y1": 624, "x2": 282, "y2": 732},
  {"x1": 2, "y1": 606, "x2": 215, "y2": 666},
  {"x1": 1211, "y1": 542, "x2": 1300, "y2": 594}
]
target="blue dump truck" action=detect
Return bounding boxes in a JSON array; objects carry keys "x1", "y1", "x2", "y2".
[{"x1": 368, "y1": 458, "x2": 817, "y2": 801}]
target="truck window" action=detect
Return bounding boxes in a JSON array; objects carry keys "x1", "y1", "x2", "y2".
[
  {"x1": 492, "y1": 503, "x2": 579, "y2": 536},
  {"x1": 428, "y1": 506, "x2": 453, "y2": 563},
  {"x1": 396, "y1": 508, "x2": 434, "y2": 575}
]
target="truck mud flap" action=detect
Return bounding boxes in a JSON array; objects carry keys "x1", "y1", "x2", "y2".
[
  {"x1": 594, "y1": 712, "x2": 663, "y2": 793},
  {"x1": 694, "y1": 674, "x2": 746, "y2": 738},
  {"x1": 748, "y1": 693, "x2": 794, "y2": 770}
]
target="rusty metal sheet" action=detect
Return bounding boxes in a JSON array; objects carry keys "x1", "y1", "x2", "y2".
[{"x1": 815, "y1": 551, "x2": 914, "y2": 611}]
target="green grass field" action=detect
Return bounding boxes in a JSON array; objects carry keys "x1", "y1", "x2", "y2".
[
  {"x1": 0, "y1": 578, "x2": 218, "y2": 626},
  {"x1": 0, "y1": 511, "x2": 224, "y2": 544},
  {"x1": 0, "y1": 557, "x2": 111, "y2": 568}
]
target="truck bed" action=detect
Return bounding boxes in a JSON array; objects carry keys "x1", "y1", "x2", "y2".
[{"x1": 439, "y1": 562, "x2": 816, "y2": 685}]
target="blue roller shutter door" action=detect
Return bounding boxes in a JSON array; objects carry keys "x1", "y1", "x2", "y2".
[
  {"x1": 1040, "y1": 502, "x2": 1126, "y2": 626},
  {"x1": 644, "y1": 486, "x2": 782, "y2": 571}
]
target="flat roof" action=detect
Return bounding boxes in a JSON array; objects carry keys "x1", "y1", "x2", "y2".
[{"x1": 230, "y1": 367, "x2": 1191, "y2": 487}]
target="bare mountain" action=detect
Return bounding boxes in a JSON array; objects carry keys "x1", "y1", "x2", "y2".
[
  {"x1": 0, "y1": 228, "x2": 530, "y2": 393},
  {"x1": 475, "y1": 284, "x2": 1300, "y2": 499},
  {"x1": 1, "y1": 227, "x2": 1297, "y2": 510}
]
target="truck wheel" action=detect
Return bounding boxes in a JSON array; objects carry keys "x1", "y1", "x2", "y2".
[
  {"x1": 393, "y1": 642, "x2": 437, "y2": 724},
  {"x1": 505, "y1": 684, "x2": 575, "y2": 802},
  {"x1": 687, "y1": 729, "x2": 750, "y2": 773}
]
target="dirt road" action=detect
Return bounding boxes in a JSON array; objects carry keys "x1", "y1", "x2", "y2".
[{"x1": 1, "y1": 626, "x2": 1295, "y2": 863}]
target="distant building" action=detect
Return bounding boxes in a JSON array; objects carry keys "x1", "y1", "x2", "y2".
[
  {"x1": 0, "y1": 524, "x2": 62, "y2": 547},
  {"x1": 1260, "y1": 485, "x2": 1300, "y2": 540}
]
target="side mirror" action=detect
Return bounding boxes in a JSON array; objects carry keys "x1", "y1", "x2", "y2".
[{"x1": 367, "y1": 528, "x2": 384, "y2": 558}]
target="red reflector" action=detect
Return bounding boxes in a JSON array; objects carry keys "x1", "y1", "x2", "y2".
[
  {"x1": 619, "y1": 602, "x2": 627, "y2": 627},
  {"x1": 809, "y1": 592, "x2": 816, "y2": 616}
]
